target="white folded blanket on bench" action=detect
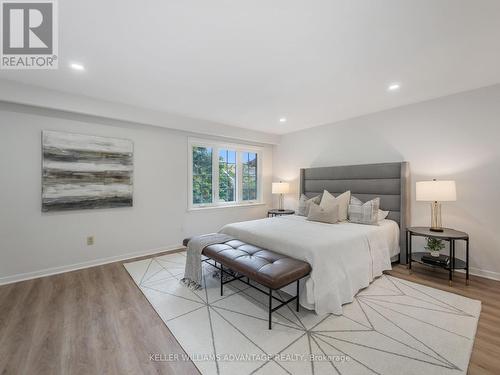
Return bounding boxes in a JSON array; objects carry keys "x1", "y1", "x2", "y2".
[{"x1": 181, "y1": 233, "x2": 234, "y2": 290}]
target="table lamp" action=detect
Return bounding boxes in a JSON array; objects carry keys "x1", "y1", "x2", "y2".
[
  {"x1": 272, "y1": 182, "x2": 289, "y2": 211},
  {"x1": 416, "y1": 179, "x2": 456, "y2": 232}
]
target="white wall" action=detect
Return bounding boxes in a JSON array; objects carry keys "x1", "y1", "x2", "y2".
[
  {"x1": 273, "y1": 84, "x2": 500, "y2": 280},
  {"x1": 0, "y1": 80, "x2": 280, "y2": 145},
  {"x1": 0, "y1": 103, "x2": 273, "y2": 284},
  {"x1": 3, "y1": 84, "x2": 499, "y2": 284}
]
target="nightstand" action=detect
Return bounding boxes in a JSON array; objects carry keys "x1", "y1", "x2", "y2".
[
  {"x1": 406, "y1": 227, "x2": 469, "y2": 286},
  {"x1": 268, "y1": 209, "x2": 295, "y2": 218}
]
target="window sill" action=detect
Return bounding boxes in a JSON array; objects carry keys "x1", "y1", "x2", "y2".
[{"x1": 187, "y1": 202, "x2": 267, "y2": 212}]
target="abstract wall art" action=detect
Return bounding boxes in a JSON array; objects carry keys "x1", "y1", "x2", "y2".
[{"x1": 42, "y1": 131, "x2": 134, "y2": 212}]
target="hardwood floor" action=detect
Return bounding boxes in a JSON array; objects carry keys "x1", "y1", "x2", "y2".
[
  {"x1": 0, "y1": 250, "x2": 199, "y2": 375},
  {"x1": 1, "y1": 254, "x2": 499, "y2": 374}
]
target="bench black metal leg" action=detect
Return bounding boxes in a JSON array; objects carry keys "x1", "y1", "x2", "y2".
[
  {"x1": 203, "y1": 255, "x2": 309, "y2": 329},
  {"x1": 296, "y1": 280, "x2": 300, "y2": 312},
  {"x1": 268, "y1": 289, "x2": 272, "y2": 330},
  {"x1": 220, "y1": 265, "x2": 224, "y2": 296}
]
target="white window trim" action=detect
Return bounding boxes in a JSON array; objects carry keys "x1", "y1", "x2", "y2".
[{"x1": 188, "y1": 137, "x2": 263, "y2": 210}]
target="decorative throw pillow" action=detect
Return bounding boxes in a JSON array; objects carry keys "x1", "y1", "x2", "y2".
[
  {"x1": 377, "y1": 209, "x2": 390, "y2": 221},
  {"x1": 348, "y1": 197, "x2": 380, "y2": 225},
  {"x1": 350, "y1": 195, "x2": 363, "y2": 205},
  {"x1": 307, "y1": 202, "x2": 339, "y2": 224},
  {"x1": 320, "y1": 190, "x2": 350, "y2": 221},
  {"x1": 297, "y1": 194, "x2": 321, "y2": 216},
  {"x1": 350, "y1": 195, "x2": 389, "y2": 222}
]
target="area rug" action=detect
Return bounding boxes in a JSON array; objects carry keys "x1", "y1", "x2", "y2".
[{"x1": 124, "y1": 252, "x2": 481, "y2": 375}]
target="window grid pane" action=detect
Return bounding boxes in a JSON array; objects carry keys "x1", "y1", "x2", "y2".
[
  {"x1": 219, "y1": 149, "x2": 236, "y2": 202},
  {"x1": 192, "y1": 146, "x2": 213, "y2": 204},
  {"x1": 242, "y1": 152, "x2": 257, "y2": 201}
]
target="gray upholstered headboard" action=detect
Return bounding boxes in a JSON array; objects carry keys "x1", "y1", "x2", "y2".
[{"x1": 299, "y1": 162, "x2": 410, "y2": 263}]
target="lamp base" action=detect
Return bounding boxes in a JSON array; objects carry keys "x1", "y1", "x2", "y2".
[
  {"x1": 430, "y1": 201, "x2": 443, "y2": 232},
  {"x1": 429, "y1": 227, "x2": 444, "y2": 232},
  {"x1": 278, "y1": 194, "x2": 285, "y2": 211}
]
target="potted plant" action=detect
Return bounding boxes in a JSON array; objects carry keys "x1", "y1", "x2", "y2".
[{"x1": 425, "y1": 237, "x2": 445, "y2": 257}]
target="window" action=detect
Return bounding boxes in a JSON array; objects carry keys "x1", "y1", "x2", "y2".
[
  {"x1": 192, "y1": 146, "x2": 213, "y2": 204},
  {"x1": 242, "y1": 152, "x2": 257, "y2": 201},
  {"x1": 218, "y1": 149, "x2": 236, "y2": 202},
  {"x1": 189, "y1": 139, "x2": 262, "y2": 208}
]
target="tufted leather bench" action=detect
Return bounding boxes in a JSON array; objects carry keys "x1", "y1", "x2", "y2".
[{"x1": 183, "y1": 238, "x2": 311, "y2": 329}]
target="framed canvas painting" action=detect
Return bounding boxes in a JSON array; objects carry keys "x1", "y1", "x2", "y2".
[{"x1": 41, "y1": 130, "x2": 133, "y2": 212}]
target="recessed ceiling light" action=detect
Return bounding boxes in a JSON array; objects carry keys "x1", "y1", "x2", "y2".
[
  {"x1": 70, "y1": 63, "x2": 85, "y2": 71},
  {"x1": 388, "y1": 83, "x2": 401, "y2": 91},
  {"x1": 279, "y1": 117, "x2": 287, "y2": 123}
]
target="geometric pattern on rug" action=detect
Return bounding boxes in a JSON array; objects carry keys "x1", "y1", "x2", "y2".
[{"x1": 124, "y1": 252, "x2": 481, "y2": 375}]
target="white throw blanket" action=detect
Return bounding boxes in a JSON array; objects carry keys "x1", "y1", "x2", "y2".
[
  {"x1": 181, "y1": 233, "x2": 234, "y2": 289},
  {"x1": 220, "y1": 215, "x2": 399, "y2": 315}
]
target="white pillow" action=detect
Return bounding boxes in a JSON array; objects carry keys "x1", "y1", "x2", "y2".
[
  {"x1": 307, "y1": 202, "x2": 339, "y2": 224},
  {"x1": 320, "y1": 190, "x2": 351, "y2": 222},
  {"x1": 349, "y1": 195, "x2": 389, "y2": 222}
]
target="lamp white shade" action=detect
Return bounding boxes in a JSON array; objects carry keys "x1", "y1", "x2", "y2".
[
  {"x1": 272, "y1": 182, "x2": 289, "y2": 194},
  {"x1": 416, "y1": 180, "x2": 456, "y2": 202}
]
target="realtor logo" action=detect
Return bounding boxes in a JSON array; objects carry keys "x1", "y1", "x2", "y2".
[{"x1": 1, "y1": 0, "x2": 58, "y2": 69}]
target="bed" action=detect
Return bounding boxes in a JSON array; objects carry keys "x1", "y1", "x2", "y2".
[{"x1": 220, "y1": 162, "x2": 410, "y2": 315}]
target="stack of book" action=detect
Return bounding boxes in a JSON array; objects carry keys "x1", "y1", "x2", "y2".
[{"x1": 421, "y1": 254, "x2": 450, "y2": 267}]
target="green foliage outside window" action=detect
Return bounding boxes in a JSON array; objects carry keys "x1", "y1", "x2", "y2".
[
  {"x1": 219, "y1": 149, "x2": 236, "y2": 202},
  {"x1": 242, "y1": 152, "x2": 257, "y2": 201},
  {"x1": 192, "y1": 146, "x2": 212, "y2": 204},
  {"x1": 192, "y1": 146, "x2": 258, "y2": 205}
]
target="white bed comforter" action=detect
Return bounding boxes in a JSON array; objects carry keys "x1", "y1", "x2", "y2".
[{"x1": 220, "y1": 215, "x2": 399, "y2": 315}]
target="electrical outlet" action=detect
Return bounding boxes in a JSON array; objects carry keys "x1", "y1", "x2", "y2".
[{"x1": 87, "y1": 236, "x2": 95, "y2": 246}]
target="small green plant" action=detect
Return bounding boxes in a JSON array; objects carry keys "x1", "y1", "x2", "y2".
[{"x1": 425, "y1": 237, "x2": 445, "y2": 254}]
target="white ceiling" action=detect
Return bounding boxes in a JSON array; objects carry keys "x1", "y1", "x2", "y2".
[{"x1": 1, "y1": 0, "x2": 500, "y2": 134}]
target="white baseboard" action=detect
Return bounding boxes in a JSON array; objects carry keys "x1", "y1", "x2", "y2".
[
  {"x1": 0, "y1": 244, "x2": 184, "y2": 286},
  {"x1": 465, "y1": 267, "x2": 500, "y2": 282}
]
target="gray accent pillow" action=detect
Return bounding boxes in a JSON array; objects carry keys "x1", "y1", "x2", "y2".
[
  {"x1": 307, "y1": 202, "x2": 339, "y2": 224},
  {"x1": 350, "y1": 195, "x2": 389, "y2": 222},
  {"x1": 297, "y1": 194, "x2": 321, "y2": 216},
  {"x1": 348, "y1": 197, "x2": 380, "y2": 225}
]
